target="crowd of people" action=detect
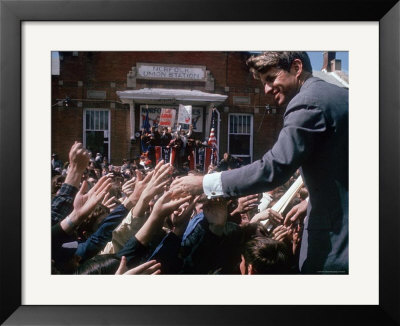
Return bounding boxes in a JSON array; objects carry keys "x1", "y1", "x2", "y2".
[
  {"x1": 51, "y1": 140, "x2": 307, "y2": 275},
  {"x1": 51, "y1": 51, "x2": 348, "y2": 275}
]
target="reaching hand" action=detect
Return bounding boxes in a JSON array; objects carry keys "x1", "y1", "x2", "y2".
[
  {"x1": 284, "y1": 199, "x2": 308, "y2": 227},
  {"x1": 69, "y1": 141, "x2": 90, "y2": 172},
  {"x1": 64, "y1": 142, "x2": 91, "y2": 188},
  {"x1": 115, "y1": 257, "x2": 161, "y2": 275},
  {"x1": 127, "y1": 169, "x2": 152, "y2": 204},
  {"x1": 250, "y1": 208, "x2": 283, "y2": 225},
  {"x1": 140, "y1": 160, "x2": 172, "y2": 202},
  {"x1": 171, "y1": 195, "x2": 200, "y2": 236},
  {"x1": 74, "y1": 176, "x2": 113, "y2": 219},
  {"x1": 231, "y1": 194, "x2": 259, "y2": 216},
  {"x1": 73, "y1": 176, "x2": 112, "y2": 213},
  {"x1": 271, "y1": 225, "x2": 292, "y2": 244},
  {"x1": 151, "y1": 190, "x2": 192, "y2": 220},
  {"x1": 121, "y1": 176, "x2": 136, "y2": 197},
  {"x1": 101, "y1": 192, "x2": 117, "y2": 211}
]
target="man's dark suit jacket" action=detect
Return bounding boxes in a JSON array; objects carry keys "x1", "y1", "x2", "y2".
[{"x1": 221, "y1": 77, "x2": 348, "y2": 273}]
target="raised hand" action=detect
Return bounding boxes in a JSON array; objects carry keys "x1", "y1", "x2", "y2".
[
  {"x1": 271, "y1": 225, "x2": 291, "y2": 244},
  {"x1": 101, "y1": 192, "x2": 117, "y2": 211},
  {"x1": 115, "y1": 256, "x2": 161, "y2": 275},
  {"x1": 74, "y1": 175, "x2": 112, "y2": 212},
  {"x1": 250, "y1": 208, "x2": 283, "y2": 225},
  {"x1": 121, "y1": 176, "x2": 136, "y2": 197},
  {"x1": 171, "y1": 195, "x2": 200, "y2": 236},
  {"x1": 231, "y1": 194, "x2": 260, "y2": 216},
  {"x1": 122, "y1": 169, "x2": 152, "y2": 211},
  {"x1": 135, "y1": 190, "x2": 192, "y2": 246},
  {"x1": 74, "y1": 176, "x2": 113, "y2": 218},
  {"x1": 61, "y1": 176, "x2": 112, "y2": 233},
  {"x1": 151, "y1": 190, "x2": 192, "y2": 219},
  {"x1": 283, "y1": 199, "x2": 308, "y2": 227},
  {"x1": 65, "y1": 142, "x2": 91, "y2": 188},
  {"x1": 140, "y1": 160, "x2": 172, "y2": 202},
  {"x1": 69, "y1": 141, "x2": 90, "y2": 172}
]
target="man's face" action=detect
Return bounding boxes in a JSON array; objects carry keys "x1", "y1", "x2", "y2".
[{"x1": 260, "y1": 65, "x2": 299, "y2": 108}]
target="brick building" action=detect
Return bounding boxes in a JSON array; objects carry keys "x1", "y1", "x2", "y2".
[{"x1": 51, "y1": 51, "x2": 346, "y2": 166}]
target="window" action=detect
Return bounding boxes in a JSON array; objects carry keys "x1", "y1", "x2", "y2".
[
  {"x1": 83, "y1": 109, "x2": 110, "y2": 161},
  {"x1": 228, "y1": 113, "x2": 253, "y2": 164}
]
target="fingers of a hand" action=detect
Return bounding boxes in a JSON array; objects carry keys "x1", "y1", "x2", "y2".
[
  {"x1": 95, "y1": 183, "x2": 113, "y2": 202},
  {"x1": 142, "y1": 262, "x2": 162, "y2": 275},
  {"x1": 105, "y1": 195, "x2": 116, "y2": 205},
  {"x1": 290, "y1": 211, "x2": 303, "y2": 223},
  {"x1": 151, "y1": 269, "x2": 161, "y2": 275},
  {"x1": 286, "y1": 206, "x2": 297, "y2": 220},
  {"x1": 102, "y1": 192, "x2": 110, "y2": 203},
  {"x1": 156, "y1": 164, "x2": 172, "y2": 182},
  {"x1": 142, "y1": 171, "x2": 154, "y2": 184},
  {"x1": 115, "y1": 256, "x2": 128, "y2": 275},
  {"x1": 126, "y1": 260, "x2": 159, "y2": 275},
  {"x1": 175, "y1": 195, "x2": 192, "y2": 207},
  {"x1": 70, "y1": 142, "x2": 81, "y2": 156},
  {"x1": 156, "y1": 179, "x2": 170, "y2": 192},
  {"x1": 95, "y1": 178, "x2": 112, "y2": 195}
]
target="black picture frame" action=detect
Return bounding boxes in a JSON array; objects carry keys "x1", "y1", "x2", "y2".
[{"x1": 1, "y1": 0, "x2": 399, "y2": 325}]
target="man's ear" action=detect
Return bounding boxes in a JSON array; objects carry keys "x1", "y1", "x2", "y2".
[
  {"x1": 248, "y1": 263, "x2": 255, "y2": 275},
  {"x1": 291, "y1": 58, "x2": 303, "y2": 78}
]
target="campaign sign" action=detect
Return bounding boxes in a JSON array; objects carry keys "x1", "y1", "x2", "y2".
[
  {"x1": 159, "y1": 108, "x2": 176, "y2": 127},
  {"x1": 177, "y1": 104, "x2": 192, "y2": 125}
]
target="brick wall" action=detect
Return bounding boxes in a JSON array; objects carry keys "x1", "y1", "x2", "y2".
[{"x1": 51, "y1": 51, "x2": 283, "y2": 165}]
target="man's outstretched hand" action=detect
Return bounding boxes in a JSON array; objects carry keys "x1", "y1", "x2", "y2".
[{"x1": 170, "y1": 175, "x2": 204, "y2": 196}]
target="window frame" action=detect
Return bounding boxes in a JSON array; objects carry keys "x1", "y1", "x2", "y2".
[
  {"x1": 83, "y1": 108, "x2": 111, "y2": 162},
  {"x1": 227, "y1": 113, "x2": 253, "y2": 163}
]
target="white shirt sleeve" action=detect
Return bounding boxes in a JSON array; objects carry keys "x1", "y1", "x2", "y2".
[{"x1": 202, "y1": 172, "x2": 224, "y2": 199}]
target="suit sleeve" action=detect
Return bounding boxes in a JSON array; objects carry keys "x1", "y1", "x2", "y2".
[{"x1": 221, "y1": 106, "x2": 328, "y2": 197}]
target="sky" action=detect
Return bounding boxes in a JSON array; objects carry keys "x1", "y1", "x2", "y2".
[
  {"x1": 307, "y1": 51, "x2": 348, "y2": 73},
  {"x1": 52, "y1": 51, "x2": 349, "y2": 75}
]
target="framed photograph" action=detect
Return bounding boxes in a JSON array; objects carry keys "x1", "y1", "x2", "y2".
[{"x1": 1, "y1": 0, "x2": 399, "y2": 324}]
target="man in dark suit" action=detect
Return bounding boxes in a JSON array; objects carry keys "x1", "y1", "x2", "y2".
[{"x1": 171, "y1": 52, "x2": 348, "y2": 274}]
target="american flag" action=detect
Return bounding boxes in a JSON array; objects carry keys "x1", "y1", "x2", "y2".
[{"x1": 204, "y1": 108, "x2": 218, "y2": 172}]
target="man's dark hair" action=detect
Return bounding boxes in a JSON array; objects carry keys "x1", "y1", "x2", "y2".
[
  {"x1": 75, "y1": 254, "x2": 121, "y2": 275},
  {"x1": 247, "y1": 51, "x2": 313, "y2": 78},
  {"x1": 242, "y1": 236, "x2": 292, "y2": 274}
]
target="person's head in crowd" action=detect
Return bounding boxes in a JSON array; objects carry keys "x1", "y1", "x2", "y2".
[
  {"x1": 51, "y1": 175, "x2": 65, "y2": 195},
  {"x1": 109, "y1": 183, "x2": 122, "y2": 201},
  {"x1": 240, "y1": 236, "x2": 292, "y2": 274},
  {"x1": 246, "y1": 51, "x2": 312, "y2": 108},
  {"x1": 75, "y1": 254, "x2": 121, "y2": 275},
  {"x1": 81, "y1": 169, "x2": 89, "y2": 182},
  {"x1": 87, "y1": 168, "x2": 98, "y2": 180}
]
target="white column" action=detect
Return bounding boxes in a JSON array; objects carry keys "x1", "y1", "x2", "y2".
[{"x1": 129, "y1": 102, "x2": 135, "y2": 140}]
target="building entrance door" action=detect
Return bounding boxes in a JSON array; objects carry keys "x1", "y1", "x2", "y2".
[{"x1": 83, "y1": 109, "x2": 110, "y2": 160}]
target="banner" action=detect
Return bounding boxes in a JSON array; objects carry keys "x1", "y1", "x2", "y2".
[
  {"x1": 140, "y1": 105, "x2": 203, "y2": 132},
  {"x1": 159, "y1": 108, "x2": 176, "y2": 128},
  {"x1": 177, "y1": 104, "x2": 192, "y2": 125}
]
